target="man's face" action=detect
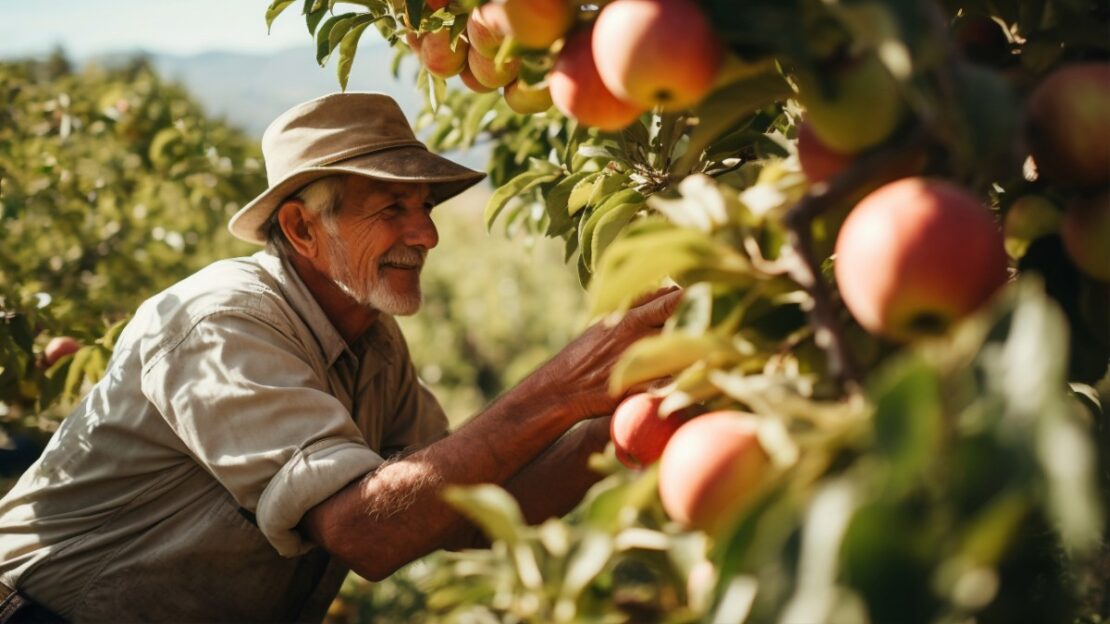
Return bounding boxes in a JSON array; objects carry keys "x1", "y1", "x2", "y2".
[{"x1": 320, "y1": 177, "x2": 438, "y2": 316}]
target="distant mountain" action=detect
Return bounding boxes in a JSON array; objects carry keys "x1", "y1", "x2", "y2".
[
  {"x1": 148, "y1": 44, "x2": 421, "y2": 136},
  {"x1": 86, "y1": 45, "x2": 488, "y2": 170}
]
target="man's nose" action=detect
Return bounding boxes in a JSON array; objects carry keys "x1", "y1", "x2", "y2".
[{"x1": 403, "y1": 207, "x2": 439, "y2": 250}]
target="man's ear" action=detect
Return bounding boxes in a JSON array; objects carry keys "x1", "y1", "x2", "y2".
[{"x1": 277, "y1": 199, "x2": 320, "y2": 258}]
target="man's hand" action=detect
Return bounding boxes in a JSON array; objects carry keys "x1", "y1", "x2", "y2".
[
  {"x1": 302, "y1": 287, "x2": 681, "y2": 582},
  {"x1": 522, "y1": 287, "x2": 683, "y2": 421}
]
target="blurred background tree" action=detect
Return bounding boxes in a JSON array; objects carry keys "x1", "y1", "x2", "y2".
[{"x1": 0, "y1": 50, "x2": 584, "y2": 473}]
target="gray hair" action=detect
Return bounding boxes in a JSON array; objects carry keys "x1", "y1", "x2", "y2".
[{"x1": 263, "y1": 175, "x2": 346, "y2": 257}]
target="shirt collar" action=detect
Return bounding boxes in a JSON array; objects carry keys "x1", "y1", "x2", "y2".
[
  {"x1": 254, "y1": 250, "x2": 398, "y2": 371},
  {"x1": 254, "y1": 249, "x2": 349, "y2": 367}
]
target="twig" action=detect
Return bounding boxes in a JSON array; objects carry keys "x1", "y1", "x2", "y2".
[{"x1": 782, "y1": 128, "x2": 930, "y2": 392}]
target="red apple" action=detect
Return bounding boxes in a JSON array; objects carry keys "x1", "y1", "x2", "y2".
[
  {"x1": 504, "y1": 79, "x2": 552, "y2": 114},
  {"x1": 658, "y1": 412, "x2": 770, "y2": 535},
  {"x1": 1027, "y1": 63, "x2": 1110, "y2": 189},
  {"x1": 797, "y1": 119, "x2": 854, "y2": 184},
  {"x1": 427, "y1": 0, "x2": 449, "y2": 9},
  {"x1": 834, "y1": 177, "x2": 1010, "y2": 341},
  {"x1": 549, "y1": 29, "x2": 645, "y2": 131},
  {"x1": 467, "y1": 46, "x2": 520, "y2": 88},
  {"x1": 503, "y1": 0, "x2": 572, "y2": 50},
  {"x1": 592, "y1": 0, "x2": 724, "y2": 111},
  {"x1": 609, "y1": 393, "x2": 691, "y2": 469},
  {"x1": 952, "y1": 14, "x2": 1010, "y2": 65},
  {"x1": 467, "y1": 4, "x2": 508, "y2": 58},
  {"x1": 405, "y1": 31, "x2": 422, "y2": 54},
  {"x1": 420, "y1": 30, "x2": 468, "y2": 78},
  {"x1": 44, "y1": 336, "x2": 80, "y2": 367},
  {"x1": 459, "y1": 63, "x2": 495, "y2": 93},
  {"x1": 1062, "y1": 190, "x2": 1110, "y2": 281}
]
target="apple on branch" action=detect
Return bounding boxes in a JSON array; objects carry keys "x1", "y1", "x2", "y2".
[
  {"x1": 833, "y1": 177, "x2": 1010, "y2": 341},
  {"x1": 1026, "y1": 62, "x2": 1110, "y2": 189},
  {"x1": 467, "y1": 46, "x2": 520, "y2": 89},
  {"x1": 794, "y1": 52, "x2": 905, "y2": 155},
  {"x1": 549, "y1": 28, "x2": 644, "y2": 131},
  {"x1": 420, "y1": 30, "x2": 468, "y2": 78},
  {"x1": 504, "y1": 80, "x2": 552, "y2": 114},
  {"x1": 592, "y1": 0, "x2": 724, "y2": 111},
  {"x1": 502, "y1": 0, "x2": 572, "y2": 50},
  {"x1": 1062, "y1": 190, "x2": 1110, "y2": 282},
  {"x1": 658, "y1": 412, "x2": 770, "y2": 536},
  {"x1": 466, "y1": 4, "x2": 508, "y2": 58},
  {"x1": 43, "y1": 336, "x2": 81, "y2": 368},
  {"x1": 609, "y1": 393, "x2": 694, "y2": 469}
]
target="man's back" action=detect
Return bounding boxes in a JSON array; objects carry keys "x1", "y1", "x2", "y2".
[{"x1": 0, "y1": 251, "x2": 447, "y2": 621}]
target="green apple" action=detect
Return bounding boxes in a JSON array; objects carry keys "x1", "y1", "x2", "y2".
[
  {"x1": 1003, "y1": 194, "x2": 1061, "y2": 260},
  {"x1": 795, "y1": 52, "x2": 905, "y2": 154},
  {"x1": 503, "y1": 79, "x2": 552, "y2": 114},
  {"x1": 1062, "y1": 190, "x2": 1110, "y2": 281}
]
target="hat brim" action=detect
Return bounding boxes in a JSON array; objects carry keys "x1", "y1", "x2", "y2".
[{"x1": 228, "y1": 145, "x2": 487, "y2": 244}]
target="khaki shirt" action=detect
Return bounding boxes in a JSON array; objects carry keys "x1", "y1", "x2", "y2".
[{"x1": 0, "y1": 250, "x2": 448, "y2": 622}]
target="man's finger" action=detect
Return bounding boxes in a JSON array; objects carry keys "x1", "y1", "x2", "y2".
[
  {"x1": 628, "y1": 285, "x2": 680, "y2": 310},
  {"x1": 627, "y1": 287, "x2": 683, "y2": 328}
]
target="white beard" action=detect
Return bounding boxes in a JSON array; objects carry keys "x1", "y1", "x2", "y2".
[{"x1": 324, "y1": 227, "x2": 425, "y2": 316}]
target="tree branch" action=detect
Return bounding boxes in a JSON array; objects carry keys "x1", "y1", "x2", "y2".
[{"x1": 782, "y1": 128, "x2": 930, "y2": 391}]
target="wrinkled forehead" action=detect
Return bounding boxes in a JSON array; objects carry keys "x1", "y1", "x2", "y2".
[{"x1": 346, "y1": 176, "x2": 432, "y2": 205}]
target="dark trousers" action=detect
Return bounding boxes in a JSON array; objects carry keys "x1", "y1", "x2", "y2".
[{"x1": 0, "y1": 585, "x2": 64, "y2": 624}]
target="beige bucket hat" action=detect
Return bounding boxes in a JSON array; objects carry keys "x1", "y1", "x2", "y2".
[{"x1": 229, "y1": 92, "x2": 486, "y2": 244}]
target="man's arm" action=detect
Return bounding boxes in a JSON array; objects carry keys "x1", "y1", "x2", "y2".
[
  {"x1": 302, "y1": 288, "x2": 680, "y2": 581},
  {"x1": 439, "y1": 415, "x2": 613, "y2": 552}
]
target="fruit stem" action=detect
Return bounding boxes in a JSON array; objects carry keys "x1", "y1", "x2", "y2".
[{"x1": 782, "y1": 126, "x2": 930, "y2": 392}]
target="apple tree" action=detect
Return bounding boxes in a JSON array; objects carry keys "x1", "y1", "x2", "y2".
[
  {"x1": 291, "y1": 0, "x2": 1107, "y2": 618},
  {"x1": 0, "y1": 54, "x2": 265, "y2": 457}
]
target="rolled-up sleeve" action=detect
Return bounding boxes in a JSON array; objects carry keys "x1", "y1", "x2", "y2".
[{"x1": 141, "y1": 311, "x2": 382, "y2": 557}]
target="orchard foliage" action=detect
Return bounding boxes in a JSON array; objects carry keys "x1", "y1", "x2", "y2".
[
  {"x1": 0, "y1": 54, "x2": 262, "y2": 443},
  {"x1": 270, "y1": 0, "x2": 1110, "y2": 621},
  {"x1": 0, "y1": 54, "x2": 586, "y2": 476}
]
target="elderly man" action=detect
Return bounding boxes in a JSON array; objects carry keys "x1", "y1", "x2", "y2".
[{"x1": 0, "y1": 93, "x2": 678, "y2": 622}]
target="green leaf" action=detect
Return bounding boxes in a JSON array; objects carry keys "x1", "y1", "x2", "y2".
[
  {"x1": 96, "y1": 317, "x2": 130, "y2": 351},
  {"x1": 566, "y1": 172, "x2": 602, "y2": 218},
  {"x1": 589, "y1": 226, "x2": 756, "y2": 315},
  {"x1": 461, "y1": 92, "x2": 501, "y2": 147},
  {"x1": 329, "y1": 13, "x2": 361, "y2": 56},
  {"x1": 63, "y1": 345, "x2": 94, "y2": 400},
  {"x1": 484, "y1": 169, "x2": 560, "y2": 231},
  {"x1": 442, "y1": 484, "x2": 524, "y2": 544},
  {"x1": 306, "y1": 2, "x2": 329, "y2": 35},
  {"x1": 405, "y1": 0, "x2": 424, "y2": 30},
  {"x1": 265, "y1": 0, "x2": 297, "y2": 32},
  {"x1": 315, "y1": 14, "x2": 346, "y2": 65},
  {"x1": 586, "y1": 172, "x2": 629, "y2": 211},
  {"x1": 675, "y1": 71, "x2": 792, "y2": 174},
  {"x1": 610, "y1": 333, "x2": 740, "y2": 394},
  {"x1": 545, "y1": 171, "x2": 593, "y2": 237},
  {"x1": 337, "y1": 19, "x2": 373, "y2": 90},
  {"x1": 563, "y1": 230, "x2": 579, "y2": 263},
  {"x1": 557, "y1": 530, "x2": 614, "y2": 614},
  {"x1": 581, "y1": 190, "x2": 643, "y2": 270},
  {"x1": 868, "y1": 354, "x2": 942, "y2": 497}
]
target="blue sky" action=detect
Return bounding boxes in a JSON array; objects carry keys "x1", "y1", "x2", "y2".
[{"x1": 0, "y1": 0, "x2": 366, "y2": 58}]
